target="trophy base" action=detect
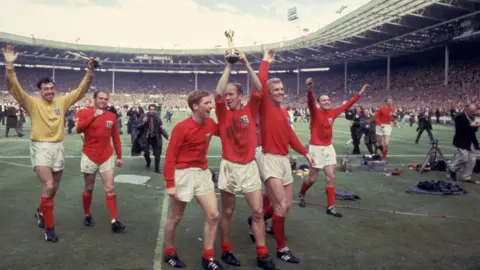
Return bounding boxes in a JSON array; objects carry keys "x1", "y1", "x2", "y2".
[
  {"x1": 92, "y1": 60, "x2": 100, "y2": 68},
  {"x1": 225, "y1": 54, "x2": 240, "y2": 64}
]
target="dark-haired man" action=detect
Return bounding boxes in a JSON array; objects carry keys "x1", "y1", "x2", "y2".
[
  {"x1": 76, "y1": 91, "x2": 125, "y2": 232},
  {"x1": 136, "y1": 104, "x2": 169, "y2": 173},
  {"x1": 162, "y1": 91, "x2": 223, "y2": 269},
  {"x1": 298, "y1": 79, "x2": 368, "y2": 217},
  {"x1": 2, "y1": 45, "x2": 94, "y2": 242},
  {"x1": 214, "y1": 51, "x2": 277, "y2": 269}
]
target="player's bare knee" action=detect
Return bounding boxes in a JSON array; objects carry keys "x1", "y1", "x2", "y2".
[
  {"x1": 274, "y1": 201, "x2": 288, "y2": 216},
  {"x1": 42, "y1": 181, "x2": 56, "y2": 196},
  {"x1": 221, "y1": 206, "x2": 235, "y2": 219},
  {"x1": 308, "y1": 169, "x2": 319, "y2": 183},
  {"x1": 103, "y1": 185, "x2": 115, "y2": 195},
  {"x1": 168, "y1": 212, "x2": 184, "y2": 225},
  {"x1": 251, "y1": 207, "x2": 264, "y2": 221},
  {"x1": 205, "y1": 211, "x2": 220, "y2": 224},
  {"x1": 326, "y1": 174, "x2": 335, "y2": 186}
]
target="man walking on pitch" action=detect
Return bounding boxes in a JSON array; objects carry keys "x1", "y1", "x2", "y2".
[
  {"x1": 76, "y1": 91, "x2": 125, "y2": 233},
  {"x1": 2, "y1": 45, "x2": 95, "y2": 242},
  {"x1": 215, "y1": 50, "x2": 277, "y2": 269},
  {"x1": 257, "y1": 50, "x2": 315, "y2": 264},
  {"x1": 375, "y1": 97, "x2": 395, "y2": 159},
  {"x1": 298, "y1": 78, "x2": 368, "y2": 217},
  {"x1": 162, "y1": 91, "x2": 223, "y2": 270}
]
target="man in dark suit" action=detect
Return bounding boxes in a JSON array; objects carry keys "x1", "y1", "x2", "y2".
[
  {"x1": 449, "y1": 104, "x2": 480, "y2": 181},
  {"x1": 0, "y1": 100, "x2": 6, "y2": 126},
  {"x1": 5, "y1": 102, "x2": 22, "y2": 137},
  {"x1": 133, "y1": 104, "x2": 169, "y2": 173},
  {"x1": 415, "y1": 107, "x2": 435, "y2": 143},
  {"x1": 360, "y1": 108, "x2": 376, "y2": 154},
  {"x1": 126, "y1": 103, "x2": 144, "y2": 143}
]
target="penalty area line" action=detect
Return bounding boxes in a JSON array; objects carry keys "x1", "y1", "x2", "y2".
[{"x1": 153, "y1": 193, "x2": 170, "y2": 270}]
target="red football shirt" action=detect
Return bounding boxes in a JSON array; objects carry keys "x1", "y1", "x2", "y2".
[
  {"x1": 375, "y1": 106, "x2": 395, "y2": 125},
  {"x1": 308, "y1": 92, "x2": 360, "y2": 146},
  {"x1": 257, "y1": 61, "x2": 307, "y2": 156},
  {"x1": 74, "y1": 106, "x2": 94, "y2": 120},
  {"x1": 163, "y1": 117, "x2": 218, "y2": 188},
  {"x1": 215, "y1": 90, "x2": 262, "y2": 164},
  {"x1": 256, "y1": 116, "x2": 262, "y2": 147},
  {"x1": 76, "y1": 108, "x2": 122, "y2": 164}
]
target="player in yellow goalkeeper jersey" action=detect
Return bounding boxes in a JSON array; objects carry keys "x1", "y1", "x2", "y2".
[{"x1": 2, "y1": 45, "x2": 95, "y2": 243}]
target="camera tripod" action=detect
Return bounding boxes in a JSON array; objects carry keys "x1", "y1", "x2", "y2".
[{"x1": 419, "y1": 139, "x2": 445, "y2": 173}]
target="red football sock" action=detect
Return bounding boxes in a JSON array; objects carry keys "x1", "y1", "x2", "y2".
[
  {"x1": 221, "y1": 241, "x2": 232, "y2": 253},
  {"x1": 256, "y1": 245, "x2": 268, "y2": 258},
  {"x1": 326, "y1": 186, "x2": 336, "y2": 207},
  {"x1": 382, "y1": 146, "x2": 388, "y2": 159},
  {"x1": 41, "y1": 196, "x2": 55, "y2": 230},
  {"x1": 39, "y1": 197, "x2": 44, "y2": 215},
  {"x1": 272, "y1": 215, "x2": 286, "y2": 250},
  {"x1": 82, "y1": 192, "x2": 92, "y2": 216},
  {"x1": 299, "y1": 181, "x2": 313, "y2": 196},
  {"x1": 263, "y1": 194, "x2": 273, "y2": 220},
  {"x1": 202, "y1": 248, "x2": 215, "y2": 260},
  {"x1": 164, "y1": 247, "x2": 177, "y2": 256},
  {"x1": 106, "y1": 194, "x2": 118, "y2": 220}
]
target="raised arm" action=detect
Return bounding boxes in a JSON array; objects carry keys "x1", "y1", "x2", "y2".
[
  {"x1": 332, "y1": 84, "x2": 369, "y2": 117},
  {"x1": 305, "y1": 78, "x2": 317, "y2": 116},
  {"x1": 214, "y1": 59, "x2": 232, "y2": 119},
  {"x1": 259, "y1": 50, "x2": 275, "y2": 96},
  {"x1": 239, "y1": 52, "x2": 262, "y2": 92},
  {"x1": 215, "y1": 52, "x2": 233, "y2": 97},
  {"x1": 2, "y1": 45, "x2": 34, "y2": 113},
  {"x1": 60, "y1": 59, "x2": 95, "y2": 110},
  {"x1": 237, "y1": 52, "x2": 264, "y2": 117}
]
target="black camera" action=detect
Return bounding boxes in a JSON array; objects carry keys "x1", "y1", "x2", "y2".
[{"x1": 431, "y1": 139, "x2": 439, "y2": 145}]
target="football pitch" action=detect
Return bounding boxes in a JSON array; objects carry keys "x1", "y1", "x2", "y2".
[{"x1": 0, "y1": 113, "x2": 479, "y2": 270}]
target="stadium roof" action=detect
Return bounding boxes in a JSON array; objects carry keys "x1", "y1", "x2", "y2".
[{"x1": 0, "y1": 0, "x2": 479, "y2": 70}]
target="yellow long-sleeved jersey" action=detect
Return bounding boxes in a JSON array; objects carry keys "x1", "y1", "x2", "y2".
[{"x1": 6, "y1": 68, "x2": 93, "y2": 142}]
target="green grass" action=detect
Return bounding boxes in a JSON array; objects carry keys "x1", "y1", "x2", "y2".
[{"x1": 0, "y1": 113, "x2": 479, "y2": 270}]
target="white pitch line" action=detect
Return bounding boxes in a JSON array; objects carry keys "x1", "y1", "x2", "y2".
[
  {"x1": 0, "y1": 160, "x2": 32, "y2": 168},
  {"x1": 153, "y1": 193, "x2": 170, "y2": 270},
  {"x1": 330, "y1": 128, "x2": 458, "y2": 150}
]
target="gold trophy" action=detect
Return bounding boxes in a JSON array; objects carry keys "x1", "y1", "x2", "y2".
[{"x1": 224, "y1": 29, "x2": 240, "y2": 64}]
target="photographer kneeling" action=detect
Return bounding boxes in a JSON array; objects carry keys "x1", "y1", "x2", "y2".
[{"x1": 449, "y1": 104, "x2": 479, "y2": 182}]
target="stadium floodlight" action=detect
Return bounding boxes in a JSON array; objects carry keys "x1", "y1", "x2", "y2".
[{"x1": 288, "y1": 7, "x2": 298, "y2": 21}]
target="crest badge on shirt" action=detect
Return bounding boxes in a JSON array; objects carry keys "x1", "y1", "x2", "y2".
[
  {"x1": 328, "y1": 118, "x2": 333, "y2": 125},
  {"x1": 205, "y1": 133, "x2": 212, "y2": 144},
  {"x1": 54, "y1": 108, "x2": 61, "y2": 116},
  {"x1": 240, "y1": 115, "x2": 249, "y2": 125},
  {"x1": 106, "y1": 120, "x2": 113, "y2": 129}
]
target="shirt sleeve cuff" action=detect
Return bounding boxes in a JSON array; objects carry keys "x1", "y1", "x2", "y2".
[{"x1": 165, "y1": 180, "x2": 175, "y2": 189}]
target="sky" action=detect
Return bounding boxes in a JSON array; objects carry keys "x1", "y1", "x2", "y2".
[{"x1": 0, "y1": 0, "x2": 371, "y2": 50}]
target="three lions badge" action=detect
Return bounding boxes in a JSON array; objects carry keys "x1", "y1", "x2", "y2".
[
  {"x1": 106, "y1": 120, "x2": 113, "y2": 129},
  {"x1": 240, "y1": 115, "x2": 249, "y2": 125}
]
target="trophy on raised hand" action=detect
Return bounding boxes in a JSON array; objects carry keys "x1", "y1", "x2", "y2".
[
  {"x1": 66, "y1": 51, "x2": 101, "y2": 68},
  {"x1": 224, "y1": 29, "x2": 240, "y2": 64}
]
